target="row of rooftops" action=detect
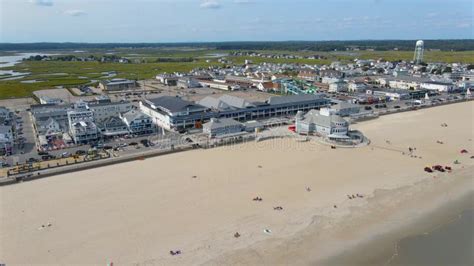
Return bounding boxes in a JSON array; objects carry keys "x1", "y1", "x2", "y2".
[{"x1": 144, "y1": 94, "x2": 329, "y2": 115}]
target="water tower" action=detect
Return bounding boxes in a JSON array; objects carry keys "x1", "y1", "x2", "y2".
[{"x1": 413, "y1": 40, "x2": 424, "y2": 64}]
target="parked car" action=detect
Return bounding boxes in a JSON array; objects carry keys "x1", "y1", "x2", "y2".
[
  {"x1": 364, "y1": 106, "x2": 372, "y2": 110},
  {"x1": 75, "y1": 150, "x2": 86, "y2": 155},
  {"x1": 42, "y1": 155, "x2": 55, "y2": 161},
  {"x1": 140, "y1": 139, "x2": 150, "y2": 147},
  {"x1": 27, "y1": 157, "x2": 39, "y2": 163},
  {"x1": 129, "y1": 142, "x2": 138, "y2": 146},
  {"x1": 61, "y1": 152, "x2": 70, "y2": 157},
  {"x1": 38, "y1": 151, "x2": 49, "y2": 156},
  {"x1": 393, "y1": 105, "x2": 401, "y2": 109}
]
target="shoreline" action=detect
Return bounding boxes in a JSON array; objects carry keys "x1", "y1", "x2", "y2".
[
  {"x1": 319, "y1": 168, "x2": 474, "y2": 266},
  {"x1": 203, "y1": 166, "x2": 474, "y2": 266}
]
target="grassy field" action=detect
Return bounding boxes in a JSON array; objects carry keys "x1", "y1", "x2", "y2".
[
  {"x1": 0, "y1": 59, "x2": 221, "y2": 98},
  {"x1": 0, "y1": 48, "x2": 473, "y2": 99}
]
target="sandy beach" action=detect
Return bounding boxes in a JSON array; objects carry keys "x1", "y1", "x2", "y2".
[{"x1": 1, "y1": 101, "x2": 473, "y2": 265}]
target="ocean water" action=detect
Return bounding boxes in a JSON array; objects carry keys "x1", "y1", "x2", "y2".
[{"x1": 389, "y1": 209, "x2": 474, "y2": 266}]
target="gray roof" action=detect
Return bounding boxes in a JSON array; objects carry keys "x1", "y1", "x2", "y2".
[
  {"x1": 145, "y1": 96, "x2": 205, "y2": 113},
  {"x1": 121, "y1": 109, "x2": 148, "y2": 123},
  {"x1": 198, "y1": 96, "x2": 233, "y2": 110},
  {"x1": 198, "y1": 95, "x2": 255, "y2": 111},
  {"x1": 267, "y1": 94, "x2": 326, "y2": 105},
  {"x1": 219, "y1": 95, "x2": 255, "y2": 109},
  {"x1": 331, "y1": 102, "x2": 359, "y2": 110},
  {"x1": 203, "y1": 118, "x2": 243, "y2": 130},
  {"x1": 96, "y1": 116, "x2": 126, "y2": 127}
]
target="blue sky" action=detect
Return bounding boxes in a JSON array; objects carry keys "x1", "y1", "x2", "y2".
[{"x1": 0, "y1": 0, "x2": 472, "y2": 43}]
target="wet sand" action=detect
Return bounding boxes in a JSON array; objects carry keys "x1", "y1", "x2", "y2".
[{"x1": 1, "y1": 101, "x2": 473, "y2": 265}]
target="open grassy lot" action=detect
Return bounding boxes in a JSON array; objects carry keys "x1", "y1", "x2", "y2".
[{"x1": 0, "y1": 59, "x2": 221, "y2": 98}]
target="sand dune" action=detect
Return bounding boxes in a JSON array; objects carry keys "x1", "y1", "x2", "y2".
[{"x1": 1, "y1": 101, "x2": 473, "y2": 265}]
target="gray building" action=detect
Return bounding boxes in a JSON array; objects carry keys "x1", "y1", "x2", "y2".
[
  {"x1": 177, "y1": 77, "x2": 201, "y2": 89},
  {"x1": 120, "y1": 109, "x2": 154, "y2": 135},
  {"x1": 0, "y1": 125, "x2": 13, "y2": 155},
  {"x1": 96, "y1": 116, "x2": 129, "y2": 138},
  {"x1": 88, "y1": 101, "x2": 133, "y2": 121},
  {"x1": 67, "y1": 109, "x2": 98, "y2": 144},
  {"x1": 99, "y1": 78, "x2": 137, "y2": 91},
  {"x1": 203, "y1": 118, "x2": 244, "y2": 137}
]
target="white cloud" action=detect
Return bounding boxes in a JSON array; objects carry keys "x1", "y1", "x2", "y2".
[
  {"x1": 64, "y1": 9, "x2": 87, "y2": 16},
  {"x1": 29, "y1": 0, "x2": 53, "y2": 6},
  {"x1": 200, "y1": 0, "x2": 221, "y2": 9},
  {"x1": 426, "y1": 12, "x2": 438, "y2": 18}
]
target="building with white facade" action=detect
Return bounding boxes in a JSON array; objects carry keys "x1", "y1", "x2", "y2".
[
  {"x1": 420, "y1": 81, "x2": 455, "y2": 92},
  {"x1": 295, "y1": 108, "x2": 349, "y2": 140},
  {"x1": 67, "y1": 109, "x2": 98, "y2": 144},
  {"x1": 203, "y1": 118, "x2": 244, "y2": 138}
]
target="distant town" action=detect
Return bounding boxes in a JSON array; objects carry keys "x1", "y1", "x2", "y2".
[{"x1": 0, "y1": 40, "x2": 472, "y2": 182}]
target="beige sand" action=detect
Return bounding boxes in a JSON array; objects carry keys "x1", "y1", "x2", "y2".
[{"x1": 1, "y1": 101, "x2": 473, "y2": 265}]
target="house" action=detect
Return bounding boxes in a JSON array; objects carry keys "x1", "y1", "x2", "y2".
[
  {"x1": 99, "y1": 78, "x2": 137, "y2": 91},
  {"x1": 156, "y1": 74, "x2": 178, "y2": 86},
  {"x1": 348, "y1": 82, "x2": 367, "y2": 93},
  {"x1": 319, "y1": 69, "x2": 345, "y2": 79},
  {"x1": 420, "y1": 81, "x2": 455, "y2": 92},
  {"x1": 295, "y1": 108, "x2": 349, "y2": 140},
  {"x1": 0, "y1": 106, "x2": 12, "y2": 124},
  {"x1": 120, "y1": 109, "x2": 154, "y2": 135},
  {"x1": 203, "y1": 118, "x2": 244, "y2": 138},
  {"x1": 328, "y1": 82, "x2": 348, "y2": 93},
  {"x1": 0, "y1": 125, "x2": 13, "y2": 155},
  {"x1": 96, "y1": 116, "x2": 129, "y2": 138},
  {"x1": 36, "y1": 117, "x2": 62, "y2": 140},
  {"x1": 298, "y1": 69, "x2": 318, "y2": 81},
  {"x1": 257, "y1": 81, "x2": 278, "y2": 92},
  {"x1": 67, "y1": 109, "x2": 98, "y2": 144}
]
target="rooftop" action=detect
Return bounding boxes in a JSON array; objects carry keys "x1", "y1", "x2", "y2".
[{"x1": 145, "y1": 96, "x2": 205, "y2": 114}]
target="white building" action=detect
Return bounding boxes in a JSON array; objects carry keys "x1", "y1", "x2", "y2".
[
  {"x1": 295, "y1": 108, "x2": 349, "y2": 140},
  {"x1": 88, "y1": 101, "x2": 133, "y2": 121},
  {"x1": 420, "y1": 81, "x2": 455, "y2": 92},
  {"x1": 203, "y1": 118, "x2": 244, "y2": 138},
  {"x1": 348, "y1": 82, "x2": 367, "y2": 92},
  {"x1": 67, "y1": 109, "x2": 98, "y2": 144}
]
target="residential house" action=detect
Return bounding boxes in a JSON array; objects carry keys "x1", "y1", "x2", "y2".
[
  {"x1": 120, "y1": 109, "x2": 154, "y2": 135},
  {"x1": 67, "y1": 109, "x2": 98, "y2": 144},
  {"x1": 96, "y1": 116, "x2": 130, "y2": 138},
  {"x1": 0, "y1": 125, "x2": 13, "y2": 155}
]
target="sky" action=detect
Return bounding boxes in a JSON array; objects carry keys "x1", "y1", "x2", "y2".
[{"x1": 0, "y1": 0, "x2": 472, "y2": 43}]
